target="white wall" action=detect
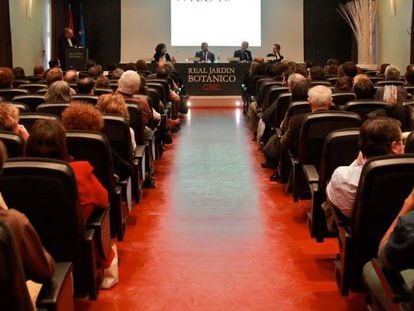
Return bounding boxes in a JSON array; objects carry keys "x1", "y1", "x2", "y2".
[
  {"x1": 377, "y1": 0, "x2": 412, "y2": 70},
  {"x1": 121, "y1": 0, "x2": 304, "y2": 63},
  {"x1": 9, "y1": 0, "x2": 49, "y2": 74}
]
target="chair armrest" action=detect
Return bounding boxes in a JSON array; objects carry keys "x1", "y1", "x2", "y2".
[
  {"x1": 87, "y1": 206, "x2": 112, "y2": 261},
  {"x1": 371, "y1": 258, "x2": 411, "y2": 303},
  {"x1": 134, "y1": 145, "x2": 146, "y2": 159},
  {"x1": 303, "y1": 165, "x2": 320, "y2": 184},
  {"x1": 36, "y1": 262, "x2": 74, "y2": 310}
]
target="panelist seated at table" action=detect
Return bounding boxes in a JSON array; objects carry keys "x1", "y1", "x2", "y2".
[
  {"x1": 267, "y1": 44, "x2": 284, "y2": 62},
  {"x1": 233, "y1": 41, "x2": 253, "y2": 63},
  {"x1": 195, "y1": 42, "x2": 215, "y2": 63}
]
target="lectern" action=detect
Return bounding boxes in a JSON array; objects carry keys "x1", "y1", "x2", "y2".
[{"x1": 65, "y1": 48, "x2": 88, "y2": 70}]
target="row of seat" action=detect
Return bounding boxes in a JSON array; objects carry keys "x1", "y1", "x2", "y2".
[{"x1": 246, "y1": 74, "x2": 414, "y2": 303}]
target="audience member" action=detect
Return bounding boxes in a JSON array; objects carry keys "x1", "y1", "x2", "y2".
[
  {"x1": 48, "y1": 58, "x2": 60, "y2": 69},
  {"x1": 77, "y1": 77, "x2": 95, "y2": 95},
  {"x1": 0, "y1": 140, "x2": 56, "y2": 288},
  {"x1": 116, "y1": 71, "x2": 153, "y2": 127},
  {"x1": 353, "y1": 78, "x2": 375, "y2": 100},
  {"x1": 405, "y1": 131, "x2": 414, "y2": 154},
  {"x1": 62, "y1": 102, "x2": 132, "y2": 180},
  {"x1": 85, "y1": 59, "x2": 96, "y2": 71},
  {"x1": 26, "y1": 119, "x2": 108, "y2": 222},
  {"x1": 12, "y1": 67, "x2": 26, "y2": 80},
  {"x1": 45, "y1": 68, "x2": 63, "y2": 86},
  {"x1": 0, "y1": 67, "x2": 13, "y2": 88},
  {"x1": 363, "y1": 187, "x2": 414, "y2": 310},
  {"x1": 405, "y1": 64, "x2": 414, "y2": 86},
  {"x1": 96, "y1": 94, "x2": 136, "y2": 152},
  {"x1": 88, "y1": 65, "x2": 103, "y2": 79},
  {"x1": 341, "y1": 61, "x2": 358, "y2": 78},
  {"x1": 95, "y1": 75, "x2": 110, "y2": 89},
  {"x1": 111, "y1": 68, "x2": 124, "y2": 80},
  {"x1": 0, "y1": 103, "x2": 30, "y2": 141},
  {"x1": 64, "y1": 70, "x2": 78, "y2": 83},
  {"x1": 44, "y1": 81, "x2": 71, "y2": 103},
  {"x1": 375, "y1": 65, "x2": 407, "y2": 104},
  {"x1": 309, "y1": 66, "x2": 326, "y2": 82},
  {"x1": 326, "y1": 117, "x2": 404, "y2": 219},
  {"x1": 377, "y1": 63, "x2": 390, "y2": 76},
  {"x1": 335, "y1": 76, "x2": 353, "y2": 92},
  {"x1": 135, "y1": 60, "x2": 148, "y2": 72}
]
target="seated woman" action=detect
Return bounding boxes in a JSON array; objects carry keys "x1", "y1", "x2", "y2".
[
  {"x1": 25, "y1": 119, "x2": 108, "y2": 222},
  {"x1": 0, "y1": 141, "x2": 55, "y2": 303},
  {"x1": 96, "y1": 93, "x2": 136, "y2": 152},
  {"x1": 44, "y1": 80, "x2": 72, "y2": 104},
  {"x1": 0, "y1": 103, "x2": 30, "y2": 141},
  {"x1": 62, "y1": 102, "x2": 132, "y2": 180}
]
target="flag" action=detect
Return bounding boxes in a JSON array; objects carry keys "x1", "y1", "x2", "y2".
[
  {"x1": 79, "y1": 1, "x2": 86, "y2": 46},
  {"x1": 67, "y1": 3, "x2": 74, "y2": 30}
]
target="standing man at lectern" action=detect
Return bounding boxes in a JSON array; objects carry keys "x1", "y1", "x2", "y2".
[
  {"x1": 195, "y1": 42, "x2": 215, "y2": 63},
  {"x1": 234, "y1": 41, "x2": 253, "y2": 63},
  {"x1": 58, "y1": 28, "x2": 81, "y2": 69}
]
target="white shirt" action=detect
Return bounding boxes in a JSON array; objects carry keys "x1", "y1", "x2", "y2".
[
  {"x1": 67, "y1": 38, "x2": 73, "y2": 47},
  {"x1": 326, "y1": 160, "x2": 364, "y2": 218}
]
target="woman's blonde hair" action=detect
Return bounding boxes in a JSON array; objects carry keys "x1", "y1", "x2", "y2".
[
  {"x1": 96, "y1": 94, "x2": 129, "y2": 120},
  {"x1": 0, "y1": 103, "x2": 19, "y2": 131}
]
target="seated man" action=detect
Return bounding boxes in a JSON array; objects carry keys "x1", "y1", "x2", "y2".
[
  {"x1": 275, "y1": 85, "x2": 333, "y2": 182},
  {"x1": 363, "y1": 187, "x2": 414, "y2": 310},
  {"x1": 374, "y1": 65, "x2": 407, "y2": 104},
  {"x1": 195, "y1": 42, "x2": 215, "y2": 63},
  {"x1": 233, "y1": 41, "x2": 253, "y2": 63},
  {"x1": 77, "y1": 77, "x2": 95, "y2": 95},
  {"x1": 0, "y1": 141, "x2": 55, "y2": 301},
  {"x1": 326, "y1": 117, "x2": 404, "y2": 219},
  {"x1": 405, "y1": 64, "x2": 414, "y2": 87}
]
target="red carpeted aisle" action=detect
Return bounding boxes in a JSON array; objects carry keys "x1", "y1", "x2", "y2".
[{"x1": 77, "y1": 107, "x2": 365, "y2": 310}]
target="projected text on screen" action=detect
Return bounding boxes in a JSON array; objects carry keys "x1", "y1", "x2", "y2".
[{"x1": 170, "y1": 0, "x2": 261, "y2": 47}]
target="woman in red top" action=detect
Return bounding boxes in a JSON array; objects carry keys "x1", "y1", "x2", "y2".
[{"x1": 25, "y1": 119, "x2": 108, "y2": 222}]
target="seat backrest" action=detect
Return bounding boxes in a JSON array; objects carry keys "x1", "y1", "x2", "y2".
[
  {"x1": 376, "y1": 80, "x2": 405, "y2": 86},
  {"x1": 36, "y1": 103, "x2": 69, "y2": 118},
  {"x1": 344, "y1": 100, "x2": 388, "y2": 120},
  {"x1": 146, "y1": 82, "x2": 167, "y2": 104},
  {"x1": 12, "y1": 80, "x2": 30, "y2": 88},
  {"x1": 254, "y1": 76, "x2": 273, "y2": 96},
  {"x1": 109, "y1": 83, "x2": 118, "y2": 91},
  {"x1": 0, "y1": 89, "x2": 29, "y2": 101},
  {"x1": 94, "y1": 88, "x2": 113, "y2": 96},
  {"x1": 0, "y1": 158, "x2": 87, "y2": 297},
  {"x1": 284, "y1": 101, "x2": 311, "y2": 122},
  {"x1": 403, "y1": 100, "x2": 414, "y2": 108},
  {"x1": 264, "y1": 86, "x2": 289, "y2": 110},
  {"x1": 12, "y1": 95, "x2": 45, "y2": 112},
  {"x1": 144, "y1": 87, "x2": 161, "y2": 111},
  {"x1": 71, "y1": 95, "x2": 98, "y2": 105},
  {"x1": 273, "y1": 93, "x2": 292, "y2": 128},
  {"x1": 18, "y1": 83, "x2": 48, "y2": 94},
  {"x1": 19, "y1": 113, "x2": 60, "y2": 132},
  {"x1": 11, "y1": 102, "x2": 30, "y2": 113},
  {"x1": 0, "y1": 131, "x2": 25, "y2": 158},
  {"x1": 298, "y1": 111, "x2": 361, "y2": 168},
  {"x1": 37, "y1": 88, "x2": 48, "y2": 95},
  {"x1": 258, "y1": 80, "x2": 283, "y2": 106},
  {"x1": 319, "y1": 128, "x2": 360, "y2": 189},
  {"x1": 332, "y1": 92, "x2": 356, "y2": 108},
  {"x1": 0, "y1": 221, "x2": 33, "y2": 311},
  {"x1": 102, "y1": 115, "x2": 133, "y2": 164},
  {"x1": 66, "y1": 131, "x2": 115, "y2": 193},
  {"x1": 350, "y1": 155, "x2": 414, "y2": 290},
  {"x1": 369, "y1": 76, "x2": 384, "y2": 84},
  {"x1": 310, "y1": 81, "x2": 332, "y2": 86},
  {"x1": 126, "y1": 103, "x2": 145, "y2": 145}
]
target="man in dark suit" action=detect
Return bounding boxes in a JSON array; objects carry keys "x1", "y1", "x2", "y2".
[
  {"x1": 195, "y1": 42, "x2": 215, "y2": 63},
  {"x1": 58, "y1": 28, "x2": 81, "y2": 69},
  {"x1": 233, "y1": 41, "x2": 253, "y2": 63}
]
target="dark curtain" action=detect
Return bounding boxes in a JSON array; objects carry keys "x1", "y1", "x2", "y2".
[
  {"x1": 51, "y1": 0, "x2": 69, "y2": 60},
  {"x1": 0, "y1": 0, "x2": 13, "y2": 67},
  {"x1": 411, "y1": 0, "x2": 414, "y2": 63}
]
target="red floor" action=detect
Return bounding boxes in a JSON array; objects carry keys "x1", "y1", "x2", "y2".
[{"x1": 77, "y1": 107, "x2": 365, "y2": 310}]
